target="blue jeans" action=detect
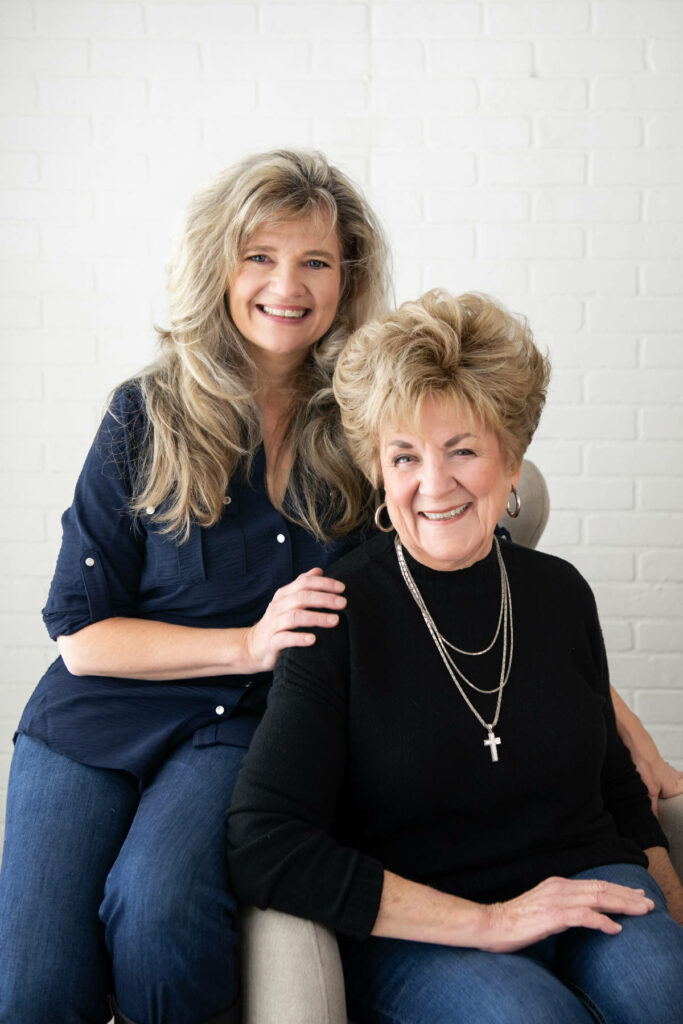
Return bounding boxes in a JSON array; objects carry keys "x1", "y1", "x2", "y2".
[
  {"x1": 0, "y1": 732, "x2": 245, "y2": 1024},
  {"x1": 340, "y1": 864, "x2": 683, "y2": 1024}
]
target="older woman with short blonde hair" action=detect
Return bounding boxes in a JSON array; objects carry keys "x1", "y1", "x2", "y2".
[{"x1": 229, "y1": 290, "x2": 683, "y2": 1024}]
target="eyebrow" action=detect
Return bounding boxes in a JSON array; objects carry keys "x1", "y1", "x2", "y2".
[{"x1": 386, "y1": 433, "x2": 478, "y2": 449}]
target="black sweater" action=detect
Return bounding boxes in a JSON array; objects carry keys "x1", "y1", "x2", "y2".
[{"x1": 228, "y1": 534, "x2": 667, "y2": 940}]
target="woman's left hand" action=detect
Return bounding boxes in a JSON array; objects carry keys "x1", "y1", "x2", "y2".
[
  {"x1": 611, "y1": 686, "x2": 683, "y2": 814},
  {"x1": 643, "y1": 757, "x2": 683, "y2": 811},
  {"x1": 481, "y1": 876, "x2": 655, "y2": 953},
  {"x1": 635, "y1": 756, "x2": 683, "y2": 815}
]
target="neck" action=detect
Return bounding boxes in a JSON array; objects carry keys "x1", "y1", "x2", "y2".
[
  {"x1": 248, "y1": 342, "x2": 309, "y2": 397},
  {"x1": 397, "y1": 535, "x2": 496, "y2": 574}
]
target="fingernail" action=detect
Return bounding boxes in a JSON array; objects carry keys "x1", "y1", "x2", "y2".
[
  {"x1": 334, "y1": 581, "x2": 345, "y2": 592},
  {"x1": 334, "y1": 596, "x2": 346, "y2": 607},
  {"x1": 304, "y1": 634, "x2": 315, "y2": 644},
  {"x1": 327, "y1": 614, "x2": 339, "y2": 624}
]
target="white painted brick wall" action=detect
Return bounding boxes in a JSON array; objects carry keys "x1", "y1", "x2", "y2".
[{"x1": 1, "y1": 0, "x2": 682, "y2": 840}]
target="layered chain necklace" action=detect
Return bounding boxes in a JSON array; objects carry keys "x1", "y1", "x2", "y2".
[{"x1": 394, "y1": 534, "x2": 514, "y2": 763}]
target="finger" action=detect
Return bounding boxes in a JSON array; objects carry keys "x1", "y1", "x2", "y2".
[
  {"x1": 563, "y1": 881, "x2": 654, "y2": 916},
  {"x1": 278, "y1": 609, "x2": 340, "y2": 631},
  {"x1": 562, "y1": 907, "x2": 623, "y2": 935},
  {"x1": 288, "y1": 570, "x2": 346, "y2": 594},
  {"x1": 539, "y1": 878, "x2": 654, "y2": 914},
  {"x1": 276, "y1": 589, "x2": 347, "y2": 614},
  {"x1": 271, "y1": 630, "x2": 317, "y2": 652},
  {"x1": 666, "y1": 773, "x2": 683, "y2": 798}
]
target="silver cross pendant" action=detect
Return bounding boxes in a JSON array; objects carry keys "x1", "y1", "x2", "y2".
[{"x1": 484, "y1": 728, "x2": 501, "y2": 763}]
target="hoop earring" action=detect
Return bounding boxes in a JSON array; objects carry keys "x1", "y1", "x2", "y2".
[
  {"x1": 506, "y1": 485, "x2": 521, "y2": 519},
  {"x1": 374, "y1": 502, "x2": 394, "y2": 533}
]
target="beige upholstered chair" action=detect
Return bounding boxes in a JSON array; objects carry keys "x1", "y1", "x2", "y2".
[{"x1": 238, "y1": 460, "x2": 683, "y2": 1024}]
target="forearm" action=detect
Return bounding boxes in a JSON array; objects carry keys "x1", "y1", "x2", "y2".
[
  {"x1": 371, "y1": 868, "x2": 657, "y2": 953},
  {"x1": 58, "y1": 617, "x2": 253, "y2": 680},
  {"x1": 612, "y1": 687, "x2": 659, "y2": 764},
  {"x1": 372, "y1": 870, "x2": 487, "y2": 947},
  {"x1": 645, "y1": 846, "x2": 683, "y2": 925}
]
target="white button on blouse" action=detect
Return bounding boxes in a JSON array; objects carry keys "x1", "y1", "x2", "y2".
[
  {"x1": 276, "y1": 533, "x2": 285, "y2": 544},
  {"x1": 215, "y1": 706, "x2": 225, "y2": 716},
  {"x1": 84, "y1": 557, "x2": 95, "y2": 567}
]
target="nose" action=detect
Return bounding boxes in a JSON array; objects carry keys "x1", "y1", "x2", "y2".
[
  {"x1": 270, "y1": 259, "x2": 306, "y2": 299},
  {"x1": 419, "y1": 453, "x2": 456, "y2": 499}
]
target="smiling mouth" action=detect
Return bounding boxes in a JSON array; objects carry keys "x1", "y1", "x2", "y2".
[
  {"x1": 420, "y1": 503, "x2": 470, "y2": 521},
  {"x1": 258, "y1": 304, "x2": 309, "y2": 319}
]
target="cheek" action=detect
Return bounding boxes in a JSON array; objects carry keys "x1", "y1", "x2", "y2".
[
  {"x1": 384, "y1": 479, "x2": 413, "y2": 524},
  {"x1": 322, "y1": 275, "x2": 342, "y2": 319}
]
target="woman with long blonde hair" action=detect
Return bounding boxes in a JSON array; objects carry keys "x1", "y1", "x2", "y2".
[{"x1": 0, "y1": 150, "x2": 390, "y2": 1024}]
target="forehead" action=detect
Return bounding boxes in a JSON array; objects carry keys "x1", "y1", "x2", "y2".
[
  {"x1": 243, "y1": 210, "x2": 340, "y2": 255},
  {"x1": 381, "y1": 394, "x2": 487, "y2": 444}
]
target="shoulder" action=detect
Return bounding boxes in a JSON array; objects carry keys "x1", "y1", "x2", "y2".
[
  {"x1": 501, "y1": 539, "x2": 597, "y2": 610},
  {"x1": 89, "y1": 380, "x2": 148, "y2": 486},
  {"x1": 101, "y1": 380, "x2": 147, "y2": 439},
  {"x1": 323, "y1": 532, "x2": 396, "y2": 589}
]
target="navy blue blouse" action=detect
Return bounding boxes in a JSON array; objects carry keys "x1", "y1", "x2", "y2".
[{"x1": 18, "y1": 385, "x2": 362, "y2": 785}]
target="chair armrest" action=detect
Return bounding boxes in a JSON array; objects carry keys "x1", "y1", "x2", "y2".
[
  {"x1": 658, "y1": 792, "x2": 683, "y2": 879},
  {"x1": 239, "y1": 906, "x2": 349, "y2": 1024}
]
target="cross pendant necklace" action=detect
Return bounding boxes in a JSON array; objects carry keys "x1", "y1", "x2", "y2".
[{"x1": 484, "y1": 728, "x2": 501, "y2": 763}]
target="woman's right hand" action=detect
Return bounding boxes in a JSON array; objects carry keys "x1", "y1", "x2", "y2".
[
  {"x1": 241, "y1": 568, "x2": 347, "y2": 674},
  {"x1": 479, "y1": 876, "x2": 655, "y2": 953}
]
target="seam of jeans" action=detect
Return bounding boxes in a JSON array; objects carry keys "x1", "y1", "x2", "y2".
[{"x1": 562, "y1": 978, "x2": 608, "y2": 1024}]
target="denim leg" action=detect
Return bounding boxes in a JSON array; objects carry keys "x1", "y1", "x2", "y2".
[
  {"x1": 544, "y1": 864, "x2": 683, "y2": 1024},
  {"x1": 340, "y1": 934, "x2": 594, "y2": 1024},
  {"x1": 0, "y1": 734, "x2": 138, "y2": 1024},
  {"x1": 100, "y1": 738, "x2": 246, "y2": 1024}
]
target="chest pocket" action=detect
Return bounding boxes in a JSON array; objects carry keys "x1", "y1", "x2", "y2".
[
  {"x1": 193, "y1": 492, "x2": 247, "y2": 581},
  {"x1": 142, "y1": 493, "x2": 246, "y2": 588}
]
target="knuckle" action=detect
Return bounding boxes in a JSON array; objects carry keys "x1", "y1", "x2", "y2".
[{"x1": 593, "y1": 880, "x2": 608, "y2": 901}]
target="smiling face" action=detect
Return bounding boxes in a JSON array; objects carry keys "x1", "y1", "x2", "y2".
[
  {"x1": 379, "y1": 393, "x2": 521, "y2": 572},
  {"x1": 228, "y1": 211, "x2": 342, "y2": 377}
]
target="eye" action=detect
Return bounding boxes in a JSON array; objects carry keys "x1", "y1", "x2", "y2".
[
  {"x1": 451, "y1": 448, "x2": 475, "y2": 457},
  {"x1": 306, "y1": 258, "x2": 328, "y2": 269},
  {"x1": 246, "y1": 254, "x2": 269, "y2": 263},
  {"x1": 392, "y1": 453, "x2": 416, "y2": 466}
]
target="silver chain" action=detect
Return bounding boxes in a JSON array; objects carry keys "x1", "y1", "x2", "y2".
[{"x1": 394, "y1": 534, "x2": 513, "y2": 733}]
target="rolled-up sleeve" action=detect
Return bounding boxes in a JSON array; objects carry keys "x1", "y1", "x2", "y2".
[{"x1": 42, "y1": 386, "x2": 147, "y2": 640}]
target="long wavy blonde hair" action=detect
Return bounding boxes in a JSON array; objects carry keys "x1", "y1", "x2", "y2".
[{"x1": 125, "y1": 150, "x2": 390, "y2": 541}]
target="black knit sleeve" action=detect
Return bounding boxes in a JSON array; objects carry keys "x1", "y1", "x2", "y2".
[
  {"x1": 583, "y1": 583, "x2": 669, "y2": 853},
  {"x1": 227, "y1": 615, "x2": 384, "y2": 939}
]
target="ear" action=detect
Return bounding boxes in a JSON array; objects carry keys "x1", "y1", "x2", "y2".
[{"x1": 510, "y1": 460, "x2": 523, "y2": 490}]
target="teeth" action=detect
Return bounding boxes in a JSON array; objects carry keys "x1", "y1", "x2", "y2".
[
  {"x1": 261, "y1": 305, "x2": 306, "y2": 318},
  {"x1": 422, "y1": 504, "x2": 468, "y2": 521}
]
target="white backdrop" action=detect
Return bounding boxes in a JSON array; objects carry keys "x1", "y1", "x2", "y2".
[{"x1": 1, "y1": 0, "x2": 683, "y2": 836}]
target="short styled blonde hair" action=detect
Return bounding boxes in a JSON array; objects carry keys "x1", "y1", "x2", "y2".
[{"x1": 333, "y1": 289, "x2": 551, "y2": 487}]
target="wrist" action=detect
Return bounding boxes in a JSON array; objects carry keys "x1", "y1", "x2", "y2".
[
  {"x1": 446, "y1": 898, "x2": 493, "y2": 950},
  {"x1": 472, "y1": 901, "x2": 504, "y2": 952},
  {"x1": 225, "y1": 626, "x2": 259, "y2": 676}
]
